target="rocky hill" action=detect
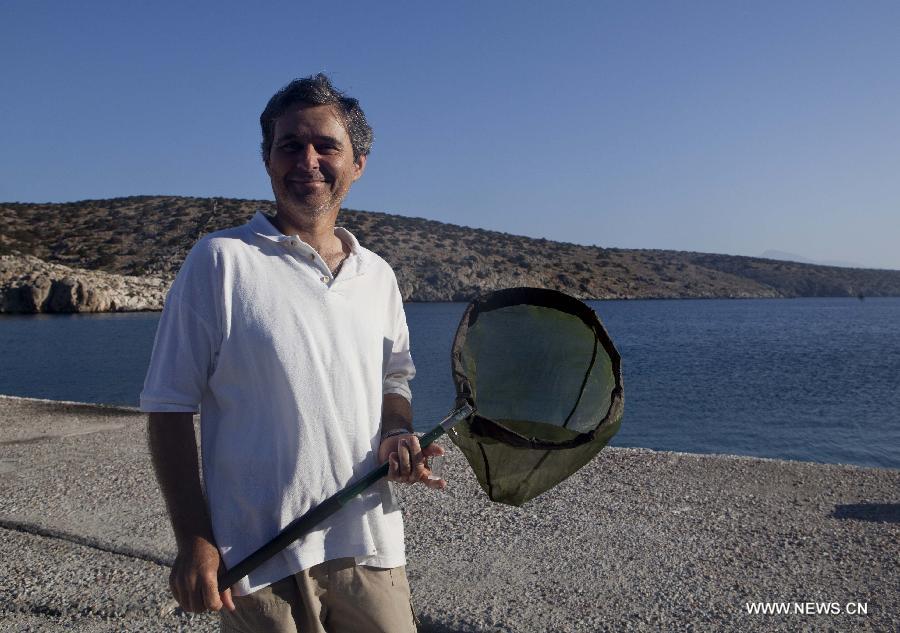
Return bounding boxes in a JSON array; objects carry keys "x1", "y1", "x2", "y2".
[{"x1": 2, "y1": 195, "x2": 899, "y2": 313}]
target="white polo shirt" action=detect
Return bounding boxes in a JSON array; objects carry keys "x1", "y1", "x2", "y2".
[{"x1": 140, "y1": 211, "x2": 415, "y2": 596}]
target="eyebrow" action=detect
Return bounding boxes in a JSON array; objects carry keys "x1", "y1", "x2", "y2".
[{"x1": 275, "y1": 133, "x2": 343, "y2": 147}]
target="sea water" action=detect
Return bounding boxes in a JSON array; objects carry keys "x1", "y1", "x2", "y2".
[{"x1": 0, "y1": 297, "x2": 898, "y2": 469}]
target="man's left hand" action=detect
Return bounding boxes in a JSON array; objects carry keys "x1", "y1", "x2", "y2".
[{"x1": 378, "y1": 434, "x2": 446, "y2": 489}]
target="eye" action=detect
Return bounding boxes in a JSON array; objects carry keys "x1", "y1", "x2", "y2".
[{"x1": 316, "y1": 144, "x2": 339, "y2": 154}]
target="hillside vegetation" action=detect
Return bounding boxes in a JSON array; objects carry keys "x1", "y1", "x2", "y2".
[{"x1": 2, "y1": 196, "x2": 899, "y2": 311}]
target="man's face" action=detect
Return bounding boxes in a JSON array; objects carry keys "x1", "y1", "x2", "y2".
[{"x1": 265, "y1": 104, "x2": 365, "y2": 225}]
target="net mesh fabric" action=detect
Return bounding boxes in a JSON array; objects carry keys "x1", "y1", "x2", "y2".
[{"x1": 450, "y1": 288, "x2": 623, "y2": 506}]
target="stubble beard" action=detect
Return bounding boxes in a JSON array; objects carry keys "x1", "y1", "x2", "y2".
[{"x1": 273, "y1": 181, "x2": 343, "y2": 232}]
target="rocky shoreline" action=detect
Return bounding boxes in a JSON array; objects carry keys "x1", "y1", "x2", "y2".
[
  {"x1": 0, "y1": 395, "x2": 897, "y2": 631},
  {"x1": 4, "y1": 196, "x2": 900, "y2": 313},
  {"x1": 0, "y1": 255, "x2": 168, "y2": 313}
]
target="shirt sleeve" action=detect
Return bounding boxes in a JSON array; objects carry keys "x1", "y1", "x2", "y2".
[
  {"x1": 382, "y1": 275, "x2": 415, "y2": 402},
  {"x1": 139, "y1": 242, "x2": 221, "y2": 413}
]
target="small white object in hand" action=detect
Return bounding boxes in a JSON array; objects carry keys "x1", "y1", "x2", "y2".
[{"x1": 427, "y1": 454, "x2": 444, "y2": 480}]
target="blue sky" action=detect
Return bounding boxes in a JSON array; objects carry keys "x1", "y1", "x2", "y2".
[{"x1": 2, "y1": 1, "x2": 899, "y2": 269}]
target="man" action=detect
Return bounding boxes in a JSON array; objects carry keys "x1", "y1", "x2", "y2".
[{"x1": 141, "y1": 73, "x2": 441, "y2": 632}]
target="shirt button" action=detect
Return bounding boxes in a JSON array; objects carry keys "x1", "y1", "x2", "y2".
[{"x1": 320, "y1": 276, "x2": 329, "y2": 283}]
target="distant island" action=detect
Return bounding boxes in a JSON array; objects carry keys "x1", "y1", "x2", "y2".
[{"x1": 2, "y1": 195, "x2": 899, "y2": 313}]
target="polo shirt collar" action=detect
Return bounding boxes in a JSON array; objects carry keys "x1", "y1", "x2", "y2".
[
  {"x1": 334, "y1": 226, "x2": 361, "y2": 254},
  {"x1": 249, "y1": 211, "x2": 366, "y2": 278},
  {"x1": 249, "y1": 211, "x2": 291, "y2": 243}
]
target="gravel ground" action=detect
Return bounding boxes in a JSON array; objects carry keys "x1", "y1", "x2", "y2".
[{"x1": 1, "y1": 395, "x2": 897, "y2": 632}]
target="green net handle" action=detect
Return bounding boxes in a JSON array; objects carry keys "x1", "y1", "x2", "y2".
[{"x1": 219, "y1": 403, "x2": 473, "y2": 591}]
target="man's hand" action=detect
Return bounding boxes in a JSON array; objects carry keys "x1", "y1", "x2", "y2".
[
  {"x1": 378, "y1": 433, "x2": 446, "y2": 490},
  {"x1": 148, "y1": 413, "x2": 235, "y2": 614},
  {"x1": 170, "y1": 535, "x2": 236, "y2": 613}
]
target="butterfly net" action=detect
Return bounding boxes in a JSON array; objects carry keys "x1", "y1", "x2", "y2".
[{"x1": 448, "y1": 287, "x2": 624, "y2": 506}]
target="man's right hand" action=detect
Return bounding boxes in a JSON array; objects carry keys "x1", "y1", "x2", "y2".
[
  {"x1": 170, "y1": 535, "x2": 236, "y2": 613},
  {"x1": 148, "y1": 413, "x2": 236, "y2": 614}
]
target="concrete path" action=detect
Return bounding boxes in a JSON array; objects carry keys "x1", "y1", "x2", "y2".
[{"x1": 1, "y1": 395, "x2": 897, "y2": 632}]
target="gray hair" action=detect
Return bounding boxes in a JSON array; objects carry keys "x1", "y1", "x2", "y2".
[{"x1": 260, "y1": 73, "x2": 373, "y2": 163}]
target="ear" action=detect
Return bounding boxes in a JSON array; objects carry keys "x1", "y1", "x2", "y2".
[{"x1": 352, "y1": 154, "x2": 367, "y2": 181}]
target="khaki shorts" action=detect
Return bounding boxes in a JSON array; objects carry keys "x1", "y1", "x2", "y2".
[{"x1": 220, "y1": 558, "x2": 417, "y2": 633}]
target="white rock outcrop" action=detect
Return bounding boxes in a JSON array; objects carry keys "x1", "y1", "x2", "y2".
[{"x1": 0, "y1": 255, "x2": 169, "y2": 313}]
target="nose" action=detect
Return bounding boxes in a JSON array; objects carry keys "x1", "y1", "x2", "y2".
[{"x1": 296, "y1": 144, "x2": 319, "y2": 171}]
